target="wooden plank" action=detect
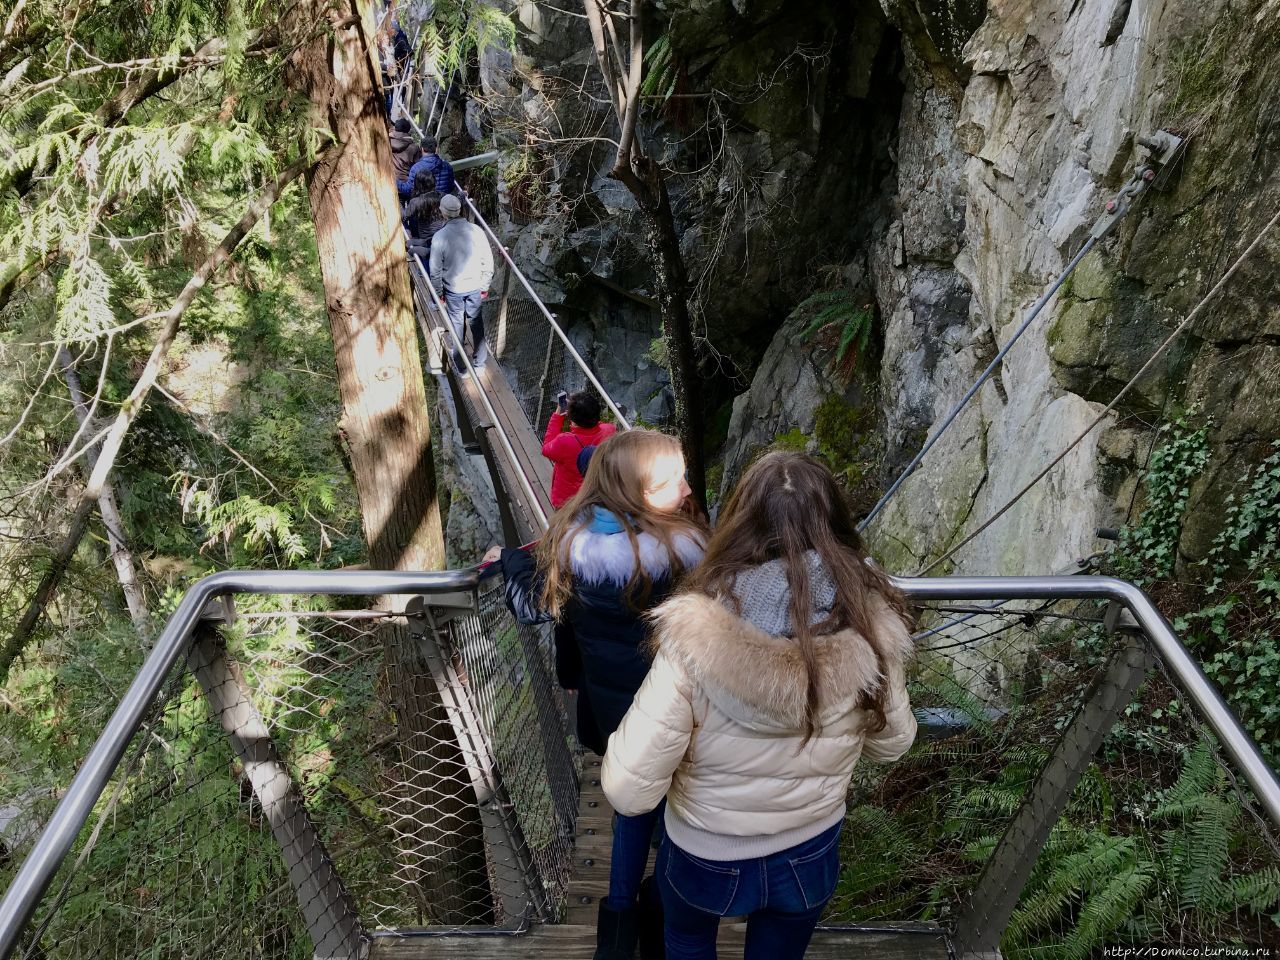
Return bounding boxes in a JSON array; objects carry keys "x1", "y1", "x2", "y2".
[
  {"x1": 368, "y1": 925, "x2": 950, "y2": 960},
  {"x1": 415, "y1": 285, "x2": 553, "y2": 538}
]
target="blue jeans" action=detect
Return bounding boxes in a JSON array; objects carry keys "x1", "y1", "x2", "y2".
[
  {"x1": 604, "y1": 800, "x2": 665, "y2": 910},
  {"x1": 657, "y1": 822, "x2": 842, "y2": 960},
  {"x1": 444, "y1": 288, "x2": 489, "y2": 369}
]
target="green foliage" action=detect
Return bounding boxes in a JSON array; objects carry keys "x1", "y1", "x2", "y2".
[
  {"x1": 1111, "y1": 421, "x2": 1280, "y2": 763},
  {"x1": 419, "y1": 0, "x2": 515, "y2": 87},
  {"x1": 834, "y1": 645, "x2": 1280, "y2": 952},
  {"x1": 797, "y1": 289, "x2": 875, "y2": 383},
  {"x1": 641, "y1": 35, "x2": 679, "y2": 101},
  {"x1": 1113, "y1": 416, "x2": 1211, "y2": 581}
]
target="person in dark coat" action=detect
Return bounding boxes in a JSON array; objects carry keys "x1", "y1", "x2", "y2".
[
  {"x1": 389, "y1": 118, "x2": 422, "y2": 179},
  {"x1": 484, "y1": 428, "x2": 705, "y2": 960},
  {"x1": 403, "y1": 184, "x2": 443, "y2": 262},
  {"x1": 398, "y1": 135, "x2": 455, "y2": 199}
]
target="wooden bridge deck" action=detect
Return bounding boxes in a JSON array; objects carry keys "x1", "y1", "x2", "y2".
[
  {"x1": 411, "y1": 258, "x2": 554, "y2": 543},
  {"x1": 368, "y1": 755, "x2": 951, "y2": 960}
]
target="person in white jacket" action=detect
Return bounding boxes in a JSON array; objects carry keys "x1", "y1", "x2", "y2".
[
  {"x1": 602, "y1": 451, "x2": 917, "y2": 960},
  {"x1": 429, "y1": 193, "x2": 494, "y2": 372}
]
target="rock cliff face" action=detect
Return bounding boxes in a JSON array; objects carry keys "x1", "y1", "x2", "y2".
[
  {"x1": 459, "y1": 0, "x2": 1280, "y2": 574},
  {"x1": 866, "y1": 0, "x2": 1280, "y2": 575}
]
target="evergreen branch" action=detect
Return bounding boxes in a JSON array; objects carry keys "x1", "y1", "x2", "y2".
[
  {"x1": 12, "y1": 45, "x2": 276, "y2": 103},
  {"x1": 155, "y1": 382, "x2": 344, "y2": 540},
  {"x1": 6, "y1": 32, "x2": 265, "y2": 197},
  {"x1": 0, "y1": 150, "x2": 317, "y2": 684}
]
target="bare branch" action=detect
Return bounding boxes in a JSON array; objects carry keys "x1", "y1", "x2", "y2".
[
  {"x1": 0, "y1": 347, "x2": 59, "y2": 447},
  {"x1": 12, "y1": 43, "x2": 275, "y2": 102},
  {"x1": 598, "y1": 0, "x2": 631, "y2": 107},
  {"x1": 581, "y1": 0, "x2": 624, "y2": 120},
  {"x1": 613, "y1": 0, "x2": 646, "y2": 175}
]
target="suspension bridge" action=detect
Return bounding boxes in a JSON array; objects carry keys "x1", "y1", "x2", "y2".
[{"x1": 1, "y1": 37, "x2": 1279, "y2": 960}]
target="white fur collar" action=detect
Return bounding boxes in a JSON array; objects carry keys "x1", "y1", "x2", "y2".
[
  {"x1": 650, "y1": 592, "x2": 914, "y2": 726},
  {"x1": 568, "y1": 527, "x2": 705, "y2": 586}
]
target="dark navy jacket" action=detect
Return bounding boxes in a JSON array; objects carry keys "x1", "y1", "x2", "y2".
[
  {"x1": 500, "y1": 514, "x2": 704, "y2": 755},
  {"x1": 398, "y1": 153, "x2": 455, "y2": 199}
]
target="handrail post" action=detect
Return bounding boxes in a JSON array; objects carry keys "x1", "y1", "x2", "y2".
[{"x1": 950, "y1": 629, "x2": 1153, "y2": 959}]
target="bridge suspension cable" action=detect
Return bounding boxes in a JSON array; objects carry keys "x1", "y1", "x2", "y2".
[{"x1": 456, "y1": 189, "x2": 632, "y2": 430}]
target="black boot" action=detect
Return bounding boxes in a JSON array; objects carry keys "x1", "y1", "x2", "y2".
[
  {"x1": 637, "y1": 876, "x2": 666, "y2": 960},
  {"x1": 595, "y1": 900, "x2": 639, "y2": 960}
]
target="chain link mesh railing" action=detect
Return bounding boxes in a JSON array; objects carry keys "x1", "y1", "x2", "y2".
[
  {"x1": 0, "y1": 578, "x2": 578, "y2": 959},
  {"x1": 828, "y1": 596, "x2": 1280, "y2": 956},
  {"x1": 4, "y1": 573, "x2": 1278, "y2": 959}
]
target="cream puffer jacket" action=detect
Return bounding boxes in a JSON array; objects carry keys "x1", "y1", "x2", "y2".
[{"x1": 601, "y1": 590, "x2": 916, "y2": 858}]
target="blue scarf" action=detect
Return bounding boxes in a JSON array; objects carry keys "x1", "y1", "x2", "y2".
[{"x1": 588, "y1": 506, "x2": 625, "y2": 534}]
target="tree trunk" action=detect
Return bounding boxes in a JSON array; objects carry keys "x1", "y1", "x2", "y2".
[
  {"x1": 637, "y1": 166, "x2": 707, "y2": 513},
  {"x1": 287, "y1": 0, "x2": 490, "y2": 924},
  {"x1": 580, "y1": 0, "x2": 708, "y2": 510},
  {"x1": 58, "y1": 348, "x2": 148, "y2": 630}
]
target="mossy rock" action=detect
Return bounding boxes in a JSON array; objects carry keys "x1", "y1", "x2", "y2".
[
  {"x1": 814, "y1": 393, "x2": 874, "y2": 466},
  {"x1": 1046, "y1": 297, "x2": 1109, "y2": 370}
]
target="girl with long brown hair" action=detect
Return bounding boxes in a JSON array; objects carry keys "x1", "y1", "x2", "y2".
[
  {"x1": 493, "y1": 429, "x2": 706, "y2": 960},
  {"x1": 602, "y1": 451, "x2": 917, "y2": 960}
]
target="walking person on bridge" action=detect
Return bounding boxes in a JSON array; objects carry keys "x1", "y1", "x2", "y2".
[
  {"x1": 397, "y1": 135, "x2": 455, "y2": 199},
  {"x1": 430, "y1": 193, "x2": 494, "y2": 372},
  {"x1": 389, "y1": 118, "x2": 421, "y2": 179},
  {"x1": 544, "y1": 390, "x2": 618, "y2": 509},
  {"x1": 602, "y1": 451, "x2": 918, "y2": 960},
  {"x1": 404, "y1": 183, "x2": 443, "y2": 262},
  {"x1": 487, "y1": 430, "x2": 707, "y2": 960}
]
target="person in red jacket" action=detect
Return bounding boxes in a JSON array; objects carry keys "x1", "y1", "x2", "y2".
[{"x1": 544, "y1": 391, "x2": 617, "y2": 508}]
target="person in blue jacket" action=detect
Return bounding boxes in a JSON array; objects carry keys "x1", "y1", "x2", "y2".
[
  {"x1": 485, "y1": 428, "x2": 706, "y2": 960},
  {"x1": 398, "y1": 135, "x2": 455, "y2": 199}
]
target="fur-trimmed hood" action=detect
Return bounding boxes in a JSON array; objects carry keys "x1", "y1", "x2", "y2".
[
  {"x1": 649, "y1": 592, "x2": 914, "y2": 730},
  {"x1": 567, "y1": 526, "x2": 705, "y2": 587}
]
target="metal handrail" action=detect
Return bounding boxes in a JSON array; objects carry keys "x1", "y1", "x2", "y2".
[
  {"x1": 0, "y1": 567, "x2": 497, "y2": 960},
  {"x1": 455, "y1": 188, "x2": 632, "y2": 430},
  {"x1": 408, "y1": 250, "x2": 550, "y2": 530},
  {"x1": 2, "y1": 569, "x2": 1277, "y2": 959},
  {"x1": 895, "y1": 574, "x2": 1280, "y2": 829}
]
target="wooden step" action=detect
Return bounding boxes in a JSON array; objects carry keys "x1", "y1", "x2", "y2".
[{"x1": 368, "y1": 923, "x2": 950, "y2": 959}]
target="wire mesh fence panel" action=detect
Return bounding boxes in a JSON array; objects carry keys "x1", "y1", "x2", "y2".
[
  {"x1": 225, "y1": 603, "x2": 563, "y2": 933},
  {"x1": 486, "y1": 289, "x2": 571, "y2": 435},
  {"x1": 0, "y1": 658, "x2": 320, "y2": 960},
  {"x1": 0, "y1": 589, "x2": 582, "y2": 957},
  {"x1": 826, "y1": 597, "x2": 1280, "y2": 956},
  {"x1": 450, "y1": 583, "x2": 578, "y2": 916}
]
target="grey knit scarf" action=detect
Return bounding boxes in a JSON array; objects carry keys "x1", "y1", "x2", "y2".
[{"x1": 727, "y1": 550, "x2": 837, "y2": 636}]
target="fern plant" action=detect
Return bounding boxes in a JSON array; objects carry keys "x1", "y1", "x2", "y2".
[
  {"x1": 642, "y1": 35, "x2": 679, "y2": 101},
  {"x1": 796, "y1": 289, "x2": 875, "y2": 383},
  {"x1": 1000, "y1": 744, "x2": 1280, "y2": 958}
]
